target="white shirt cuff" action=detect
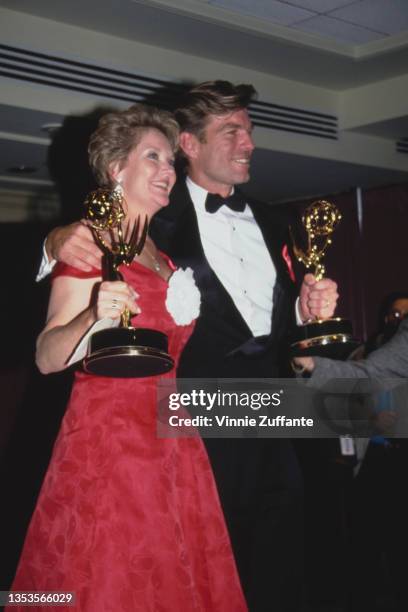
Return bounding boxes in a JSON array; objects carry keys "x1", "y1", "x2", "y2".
[
  {"x1": 36, "y1": 239, "x2": 57, "y2": 282},
  {"x1": 295, "y1": 298, "x2": 304, "y2": 326}
]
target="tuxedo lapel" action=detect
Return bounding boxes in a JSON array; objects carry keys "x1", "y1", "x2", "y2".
[{"x1": 247, "y1": 200, "x2": 288, "y2": 281}]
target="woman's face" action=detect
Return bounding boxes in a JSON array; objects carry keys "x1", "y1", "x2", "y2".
[{"x1": 113, "y1": 128, "x2": 176, "y2": 218}]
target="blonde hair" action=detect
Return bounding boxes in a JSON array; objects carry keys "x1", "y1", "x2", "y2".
[{"x1": 88, "y1": 103, "x2": 179, "y2": 186}]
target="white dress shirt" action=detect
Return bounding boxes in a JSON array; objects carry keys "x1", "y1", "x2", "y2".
[
  {"x1": 187, "y1": 177, "x2": 276, "y2": 337},
  {"x1": 37, "y1": 241, "x2": 56, "y2": 282}
]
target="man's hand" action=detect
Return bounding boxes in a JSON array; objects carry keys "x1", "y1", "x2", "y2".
[
  {"x1": 46, "y1": 221, "x2": 101, "y2": 272},
  {"x1": 299, "y1": 273, "x2": 338, "y2": 323},
  {"x1": 292, "y1": 356, "x2": 315, "y2": 373}
]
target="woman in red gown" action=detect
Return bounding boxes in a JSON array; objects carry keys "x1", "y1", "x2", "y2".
[{"x1": 9, "y1": 104, "x2": 246, "y2": 612}]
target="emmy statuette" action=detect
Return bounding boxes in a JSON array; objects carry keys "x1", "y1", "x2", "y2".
[
  {"x1": 82, "y1": 187, "x2": 174, "y2": 377},
  {"x1": 290, "y1": 200, "x2": 358, "y2": 358}
]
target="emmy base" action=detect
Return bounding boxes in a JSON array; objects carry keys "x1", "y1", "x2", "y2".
[
  {"x1": 83, "y1": 327, "x2": 174, "y2": 377},
  {"x1": 290, "y1": 317, "x2": 359, "y2": 359}
]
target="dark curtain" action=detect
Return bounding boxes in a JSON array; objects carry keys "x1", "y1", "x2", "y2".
[
  {"x1": 0, "y1": 222, "x2": 73, "y2": 588},
  {"x1": 361, "y1": 183, "x2": 408, "y2": 338}
]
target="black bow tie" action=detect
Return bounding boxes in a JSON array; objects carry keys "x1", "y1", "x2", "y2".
[{"x1": 205, "y1": 190, "x2": 246, "y2": 214}]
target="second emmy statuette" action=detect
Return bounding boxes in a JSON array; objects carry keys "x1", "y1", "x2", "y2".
[
  {"x1": 290, "y1": 200, "x2": 358, "y2": 358},
  {"x1": 82, "y1": 187, "x2": 174, "y2": 377}
]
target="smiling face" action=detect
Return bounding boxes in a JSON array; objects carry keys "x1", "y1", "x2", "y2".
[
  {"x1": 112, "y1": 128, "x2": 176, "y2": 219},
  {"x1": 181, "y1": 108, "x2": 255, "y2": 197}
]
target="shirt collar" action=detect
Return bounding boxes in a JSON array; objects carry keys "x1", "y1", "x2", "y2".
[
  {"x1": 186, "y1": 176, "x2": 208, "y2": 212},
  {"x1": 186, "y1": 176, "x2": 240, "y2": 215}
]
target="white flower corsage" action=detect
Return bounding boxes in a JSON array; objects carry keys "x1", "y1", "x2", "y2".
[{"x1": 165, "y1": 267, "x2": 201, "y2": 325}]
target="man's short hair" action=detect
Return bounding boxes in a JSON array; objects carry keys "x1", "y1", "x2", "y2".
[{"x1": 175, "y1": 80, "x2": 257, "y2": 142}]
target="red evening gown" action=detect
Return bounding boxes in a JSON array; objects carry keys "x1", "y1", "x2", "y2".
[{"x1": 9, "y1": 258, "x2": 247, "y2": 612}]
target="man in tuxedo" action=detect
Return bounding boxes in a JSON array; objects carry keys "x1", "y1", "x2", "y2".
[{"x1": 42, "y1": 81, "x2": 338, "y2": 611}]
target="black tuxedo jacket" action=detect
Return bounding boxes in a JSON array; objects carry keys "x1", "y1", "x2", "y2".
[{"x1": 151, "y1": 178, "x2": 297, "y2": 378}]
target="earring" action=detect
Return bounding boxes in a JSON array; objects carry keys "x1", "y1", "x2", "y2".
[{"x1": 113, "y1": 181, "x2": 123, "y2": 199}]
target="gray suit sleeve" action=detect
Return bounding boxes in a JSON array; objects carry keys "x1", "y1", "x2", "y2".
[{"x1": 310, "y1": 319, "x2": 408, "y2": 386}]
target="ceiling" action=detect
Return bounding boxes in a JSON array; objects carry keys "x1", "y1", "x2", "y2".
[
  {"x1": 190, "y1": 0, "x2": 408, "y2": 44},
  {"x1": 0, "y1": 0, "x2": 407, "y2": 219},
  {"x1": 2, "y1": 0, "x2": 408, "y2": 89}
]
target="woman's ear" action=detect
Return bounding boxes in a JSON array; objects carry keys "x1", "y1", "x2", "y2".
[{"x1": 109, "y1": 161, "x2": 122, "y2": 184}]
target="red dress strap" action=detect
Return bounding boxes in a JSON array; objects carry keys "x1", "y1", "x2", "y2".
[
  {"x1": 51, "y1": 262, "x2": 102, "y2": 280},
  {"x1": 159, "y1": 251, "x2": 177, "y2": 272},
  {"x1": 51, "y1": 250, "x2": 175, "y2": 280}
]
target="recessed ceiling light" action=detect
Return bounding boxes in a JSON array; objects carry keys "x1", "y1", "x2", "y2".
[
  {"x1": 40, "y1": 123, "x2": 62, "y2": 134},
  {"x1": 6, "y1": 165, "x2": 38, "y2": 174}
]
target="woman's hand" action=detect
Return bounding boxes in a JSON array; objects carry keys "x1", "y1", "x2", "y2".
[{"x1": 94, "y1": 281, "x2": 140, "y2": 321}]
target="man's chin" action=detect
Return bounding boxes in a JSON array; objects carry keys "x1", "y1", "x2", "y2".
[{"x1": 234, "y1": 173, "x2": 250, "y2": 185}]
